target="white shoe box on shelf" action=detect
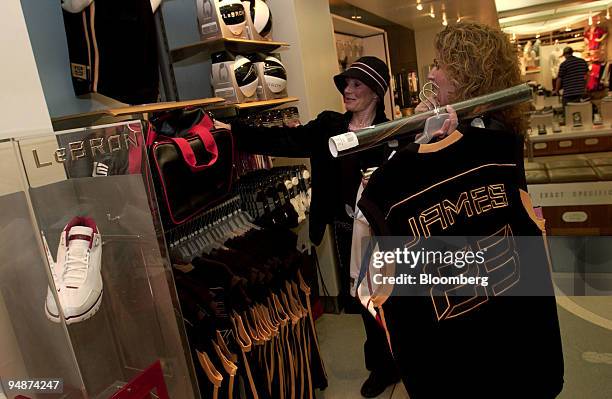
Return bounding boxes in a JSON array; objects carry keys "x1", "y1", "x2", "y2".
[
  {"x1": 254, "y1": 56, "x2": 287, "y2": 101},
  {"x1": 211, "y1": 58, "x2": 259, "y2": 104},
  {"x1": 242, "y1": 0, "x2": 273, "y2": 41},
  {"x1": 196, "y1": 0, "x2": 250, "y2": 40}
]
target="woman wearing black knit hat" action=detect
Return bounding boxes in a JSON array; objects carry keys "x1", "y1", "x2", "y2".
[{"x1": 231, "y1": 56, "x2": 401, "y2": 397}]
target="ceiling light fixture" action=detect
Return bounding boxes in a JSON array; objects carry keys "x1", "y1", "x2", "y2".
[
  {"x1": 535, "y1": 33, "x2": 540, "y2": 39},
  {"x1": 430, "y1": 4, "x2": 435, "y2": 18},
  {"x1": 456, "y1": 14, "x2": 461, "y2": 23},
  {"x1": 607, "y1": 8, "x2": 610, "y2": 20},
  {"x1": 589, "y1": 11, "x2": 593, "y2": 26},
  {"x1": 416, "y1": 0, "x2": 423, "y2": 11},
  {"x1": 351, "y1": 7, "x2": 362, "y2": 20},
  {"x1": 565, "y1": 26, "x2": 571, "y2": 32},
  {"x1": 442, "y1": 12, "x2": 448, "y2": 26}
]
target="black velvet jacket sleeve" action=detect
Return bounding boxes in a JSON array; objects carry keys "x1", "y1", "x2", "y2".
[{"x1": 231, "y1": 109, "x2": 389, "y2": 245}]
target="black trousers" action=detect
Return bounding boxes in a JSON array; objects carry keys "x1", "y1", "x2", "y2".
[
  {"x1": 562, "y1": 95, "x2": 582, "y2": 106},
  {"x1": 333, "y1": 220, "x2": 396, "y2": 375}
]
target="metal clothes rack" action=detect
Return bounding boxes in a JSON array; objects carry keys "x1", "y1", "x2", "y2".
[{"x1": 166, "y1": 196, "x2": 242, "y2": 248}]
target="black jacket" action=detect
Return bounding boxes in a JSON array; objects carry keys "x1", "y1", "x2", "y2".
[{"x1": 232, "y1": 109, "x2": 389, "y2": 245}]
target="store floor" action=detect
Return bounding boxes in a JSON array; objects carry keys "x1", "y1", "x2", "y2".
[
  {"x1": 315, "y1": 298, "x2": 612, "y2": 399},
  {"x1": 315, "y1": 313, "x2": 409, "y2": 399}
]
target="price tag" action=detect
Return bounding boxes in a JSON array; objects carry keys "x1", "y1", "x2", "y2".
[{"x1": 329, "y1": 132, "x2": 359, "y2": 156}]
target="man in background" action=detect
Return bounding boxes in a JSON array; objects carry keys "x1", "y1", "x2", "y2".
[{"x1": 555, "y1": 46, "x2": 588, "y2": 105}]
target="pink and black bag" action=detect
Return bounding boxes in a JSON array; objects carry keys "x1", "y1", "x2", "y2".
[{"x1": 147, "y1": 108, "x2": 234, "y2": 227}]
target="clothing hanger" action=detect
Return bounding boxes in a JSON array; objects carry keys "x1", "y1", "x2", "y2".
[
  {"x1": 212, "y1": 344, "x2": 238, "y2": 399},
  {"x1": 284, "y1": 281, "x2": 302, "y2": 318},
  {"x1": 268, "y1": 296, "x2": 283, "y2": 327},
  {"x1": 272, "y1": 294, "x2": 290, "y2": 327},
  {"x1": 212, "y1": 341, "x2": 238, "y2": 394},
  {"x1": 254, "y1": 304, "x2": 275, "y2": 336},
  {"x1": 197, "y1": 351, "x2": 223, "y2": 399},
  {"x1": 242, "y1": 310, "x2": 265, "y2": 345},
  {"x1": 251, "y1": 307, "x2": 272, "y2": 341},
  {"x1": 290, "y1": 282, "x2": 307, "y2": 316},
  {"x1": 215, "y1": 330, "x2": 237, "y2": 363},
  {"x1": 297, "y1": 270, "x2": 311, "y2": 295},
  {"x1": 231, "y1": 312, "x2": 252, "y2": 351},
  {"x1": 416, "y1": 82, "x2": 450, "y2": 144},
  {"x1": 280, "y1": 291, "x2": 300, "y2": 324}
]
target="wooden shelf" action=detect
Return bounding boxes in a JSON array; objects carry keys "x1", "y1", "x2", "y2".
[
  {"x1": 51, "y1": 97, "x2": 225, "y2": 131},
  {"x1": 171, "y1": 37, "x2": 289, "y2": 63},
  {"x1": 235, "y1": 97, "x2": 298, "y2": 110},
  {"x1": 206, "y1": 97, "x2": 299, "y2": 119},
  {"x1": 105, "y1": 97, "x2": 225, "y2": 116}
]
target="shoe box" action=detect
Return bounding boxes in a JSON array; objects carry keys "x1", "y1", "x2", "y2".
[
  {"x1": 600, "y1": 97, "x2": 612, "y2": 125},
  {"x1": 565, "y1": 102, "x2": 593, "y2": 129},
  {"x1": 196, "y1": 0, "x2": 249, "y2": 40},
  {"x1": 252, "y1": 54, "x2": 288, "y2": 101},
  {"x1": 210, "y1": 51, "x2": 259, "y2": 104},
  {"x1": 196, "y1": 0, "x2": 273, "y2": 41}
]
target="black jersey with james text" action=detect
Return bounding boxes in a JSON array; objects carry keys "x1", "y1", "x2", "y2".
[{"x1": 358, "y1": 126, "x2": 564, "y2": 399}]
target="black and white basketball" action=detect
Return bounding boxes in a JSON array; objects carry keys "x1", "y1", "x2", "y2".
[
  {"x1": 249, "y1": 0, "x2": 272, "y2": 37},
  {"x1": 263, "y1": 56, "x2": 287, "y2": 93},
  {"x1": 218, "y1": 0, "x2": 246, "y2": 36},
  {"x1": 233, "y1": 55, "x2": 258, "y2": 97}
]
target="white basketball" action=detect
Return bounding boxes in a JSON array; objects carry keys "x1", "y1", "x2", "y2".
[
  {"x1": 263, "y1": 56, "x2": 287, "y2": 93},
  {"x1": 233, "y1": 56, "x2": 258, "y2": 98},
  {"x1": 250, "y1": 0, "x2": 272, "y2": 37},
  {"x1": 218, "y1": 0, "x2": 246, "y2": 36}
]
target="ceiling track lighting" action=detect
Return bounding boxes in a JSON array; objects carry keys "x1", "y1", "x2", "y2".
[{"x1": 416, "y1": 0, "x2": 423, "y2": 11}]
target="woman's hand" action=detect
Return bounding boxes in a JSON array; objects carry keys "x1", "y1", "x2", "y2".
[
  {"x1": 214, "y1": 119, "x2": 231, "y2": 130},
  {"x1": 432, "y1": 105, "x2": 458, "y2": 139},
  {"x1": 414, "y1": 105, "x2": 458, "y2": 143},
  {"x1": 415, "y1": 101, "x2": 431, "y2": 114}
]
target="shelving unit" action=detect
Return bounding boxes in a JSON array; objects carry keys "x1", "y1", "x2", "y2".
[
  {"x1": 171, "y1": 37, "x2": 289, "y2": 63},
  {"x1": 153, "y1": 7, "x2": 297, "y2": 115},
  {"x1": 51, "y1": 97, "x2": 224, "y2": 131},
  {"x1": 207, "y1": 97, "x2": 299, "y2": 119}
]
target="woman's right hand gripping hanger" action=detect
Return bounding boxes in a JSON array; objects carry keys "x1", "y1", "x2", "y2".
[{"x1": 415, "y1": 81, "x2": 457, "y2": 144}]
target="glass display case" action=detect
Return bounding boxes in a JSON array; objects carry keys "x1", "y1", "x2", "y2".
[{"x1": 0, "y1": 121, "x2": 198, "y2": 398}]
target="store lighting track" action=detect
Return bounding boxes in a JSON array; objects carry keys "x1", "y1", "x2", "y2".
[{"x1": 499, "y1": 0, "x2": 612, "y2": 28}]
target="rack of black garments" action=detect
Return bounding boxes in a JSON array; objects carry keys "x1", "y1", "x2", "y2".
[{"x1": 168, "y1": 194, "x2": 327, "y2": 399}]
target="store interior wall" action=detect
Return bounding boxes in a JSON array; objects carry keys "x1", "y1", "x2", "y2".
[
  {"x1": 287, "y1": 0, "x2": 344, "y2": 120},
  {"x1": 267, "y1": 0, "x2": 343, "y2": 299},
  {"x1": 385, "y1": 24, "x2": 418, "y2": 74},
  {"x1": 162, "y1": 0, "x2": 213, "y2": 101},
  {"x1": 0, "y1": 0, "x2": 52, "y2": 139},
  {"x1": 415, "y1": 25, "x2": 442, "y2": 88},
  {"x1": 19, "y1": 0, "x2": 125, "y2": 119}
]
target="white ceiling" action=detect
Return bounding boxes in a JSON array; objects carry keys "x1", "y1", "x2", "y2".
[
  {"x1": 495, "y1": 0, "x2": 567, "y2": 12},
  {"x1": 498, "y1": 0, "x2": 612, "y2": 35},
  {"x1": 338, "y1": 0, "x2": 499, "y2": 30}
]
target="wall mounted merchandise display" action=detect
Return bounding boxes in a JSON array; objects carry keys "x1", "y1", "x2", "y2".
[
  {"x1": 0, "y1": 121, "x2": 197, "y2": 398},
  {"x1": 61, "y1": 0, "x2": 159, "y2": 105}
]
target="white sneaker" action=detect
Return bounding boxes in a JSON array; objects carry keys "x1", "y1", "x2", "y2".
[{"x1": 45, "y1": 217, "x2": 103, "y2": 324}]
